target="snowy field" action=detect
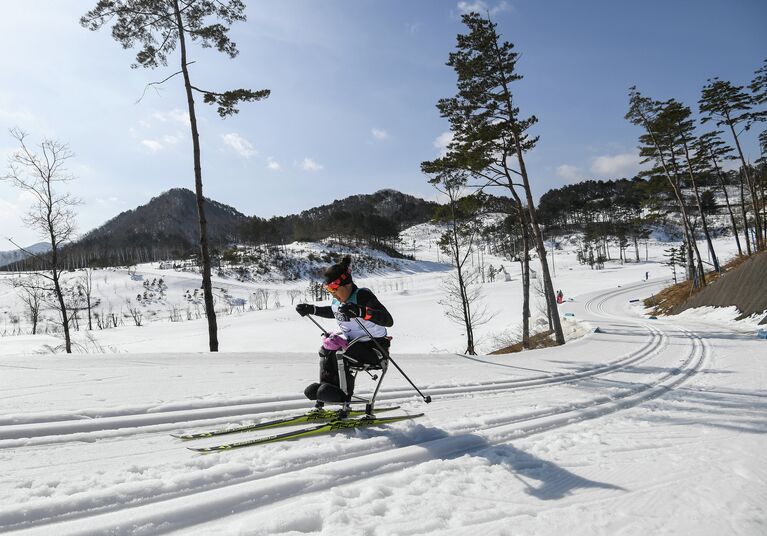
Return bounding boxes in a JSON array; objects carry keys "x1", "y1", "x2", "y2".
[{"x1": 1, "y1": 234, "x2": 766, "y2": 535}]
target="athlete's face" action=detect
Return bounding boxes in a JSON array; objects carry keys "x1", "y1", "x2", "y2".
[{"x1": 329, "y1": 284, "x2": 353, "y2": 303}]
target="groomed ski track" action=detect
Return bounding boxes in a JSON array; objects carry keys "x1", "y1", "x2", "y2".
[{"x1": 0, "y1": 279, "x2": 751, "y2": 534}]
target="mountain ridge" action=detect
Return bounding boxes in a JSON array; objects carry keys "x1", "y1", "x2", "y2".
[
  {"x1": 0, "y1": 242, "x2": 52, "y2": 269},
  {"x1": 1, "y1": 187, "x2": 441, "y2": 270}
]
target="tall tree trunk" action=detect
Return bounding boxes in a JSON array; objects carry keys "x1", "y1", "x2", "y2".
[
  {"x1": 729, "y1": 122, "x2": 763, "y2": 250},
  {"x1": 46, "y1": 181, "x2": 72, "y2": 353},
  {"x1": 174, "y1": 0, "x2": 218, "y2": 351},
  {"x1": 762, "y1": 174, "x2": 767, "y2": 240},
  {"x1": 489, "y1": 35, "x2": 564, "y2": 346},
  {"x1": 681, "y1": 141, "x2": 719, "y2": 271},
  {"x1": 710, "y1": 158, "x2": 742, "y2": 256},
  {"x1": 511, "y1": 139, "x2": 565, "y2": 345},
  {"x1": 51, "y1": 267, "x2": 71, "y2": 353},
  {"x1": 674, "y1": 184, "x2": 706, "y2": 285},
  {"x1": 739, "y1": 169, "x2": 753, "y2": 255},
  {"x1": 509, "y1": 194, "x2": 531, "y2": 348},
  {"x1": 746, "y1": 171, "x2": 764, "y2": 250},
  {"x1": 449, "y1": 207, "x2": 475, "y2": 355},
  {"x1": 633, "y1": 235, "x2": 640, "y2": 262},
  {"x1": 512, "y1": 201, "x2": 531, "y2": 348},
  {"x1": 545, "y1": 281, "x2": 554, "y2": 331},
  {"x1": 521, "y1": 218, "x2": 531, "y2": 349}
]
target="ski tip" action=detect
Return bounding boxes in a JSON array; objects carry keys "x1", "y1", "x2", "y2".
[
  {"x1": 173, "y1": 433, "x2": 208, "y2": 440},
  {"x1": 187, "y1": 446, "x2": 225, "y2": 453}
]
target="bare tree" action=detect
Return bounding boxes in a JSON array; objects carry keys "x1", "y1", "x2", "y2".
[
  {"x1": 12, "y1": 274, "x2": 46, "y2": 335},
  {"x1": 64, "y1": 281, "x2": 89, "y2": 332},
  {"x1": 2, "y1": 129, "x2": 80, "y2": 352},
  {"x1": 125, "y1": 299, "x2": 143, "y2": 326},
  {"x1": 79, "y1": 268, "x2": 100, "y2": 330},
  {"x1": 287, "y1": 289, "x2": 302, "y2": 305},
  {"x1": 431, "y1": 173, "x2": 488, "y2": 355}
]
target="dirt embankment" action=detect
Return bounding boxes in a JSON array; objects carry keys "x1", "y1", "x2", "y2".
[{"x1": 674, "y1": 251, "x2": 767, "y2": 324}]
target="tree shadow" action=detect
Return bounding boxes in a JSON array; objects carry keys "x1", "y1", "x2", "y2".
[
  {"x1": 560, "y1": 372, "x2": 767, "y2": 435},
  {"x1": 368, "y1": 424, "x2": 626, "y2": 501},
  {"x1": 636, "y1": 385, "x2": 767, "y2": 434}
]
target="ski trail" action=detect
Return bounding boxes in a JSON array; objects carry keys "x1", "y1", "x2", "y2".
[
  {"x1": 2, "y1": 320, "x2": 707, "y2": 536},
  {"x1": 0, "y1": 284, "x2": 667, "y2": 444},
  {"x1": 0, "y1": 282, "x2": 709, "y2": 535}
]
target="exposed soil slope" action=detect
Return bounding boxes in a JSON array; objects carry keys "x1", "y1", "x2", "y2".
[{"x1": 674, "y1": 251, "x2": 767, "y2": 324}]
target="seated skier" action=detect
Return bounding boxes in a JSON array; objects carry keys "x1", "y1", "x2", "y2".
[{"x1": 295, "y1": 255, "x2": 393, "y2": 417}]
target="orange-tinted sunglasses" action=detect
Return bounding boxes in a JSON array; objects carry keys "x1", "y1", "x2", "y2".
[
  {"x1": 324, "y1": 278, "x2": 343, "y2": 291},
  {"x1": 324, "y1": 271, "x2": 349, "y2": 291}
]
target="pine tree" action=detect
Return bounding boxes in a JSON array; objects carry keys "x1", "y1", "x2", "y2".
[
  {"x1": 421, "y1": 12, "x2": 564, "y2": 346},
  {"x1": 81, "y1": 0, "x2": 270, "y2": 351},
  {"x1": 662, "y1": 99, "x2": 719, "y2": 271},
  {"x1": 750, "y1": 58, "x2": 767, "y2": 113},
  {"x1": 699, "y1": 78, "x2": 763, "y2": 251},
  {"x1": 626, "y1": 88, "x2": 707, "y2": 286},
  {"x1": 693, "y1": 131, "x2": 743, "y2": 256},
  {"x1": 663, "y1": 247, "x2": 678, "y2": 284}
]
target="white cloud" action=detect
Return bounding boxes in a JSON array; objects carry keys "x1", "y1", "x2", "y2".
[
  {"x1": 371, "y1": 128, "x2": 389, "y2": 140},
  {"x1": 590, "y1": 152, "x2": 642, "y2": 177},
  {"x1": 162, "y1": 135, "x2": 180, "y2": 145},
  {"x1": 433, "y1": 131, "x2": 454, "y2": 157},
  {"x1": 222, "y1": 133, "x2": 257, "y2": 158},
  {"x1": 458, "y1": 1, "x2": 487, "y2": 13},
  {"x1": 457, "y1": 1, "x2": 511, "y2": 16},
  {"x1": 556, "y1": 164, "x2": 582, "y2": 181},
  {"x1": 140, "y1": 140, "x2": 163, "y2": 152},
  {"x1": 0, "y1": 197, "x2": 22, "y2": 219},
  {"x1": 152, "y1": 109, "x2": 189, "y2": 125},
  {"x1": 300, "y1": 157, "x2": 323, "y2": 172},
  {"x1": 267, "y1": 157, "x2": 281, "y2": 171},
  {"x1": 0, "y1": 191, "x2": 39, "y2": 245},
  {"x1": 0, "y1": 106, "x2": 35, "y2": 125}
]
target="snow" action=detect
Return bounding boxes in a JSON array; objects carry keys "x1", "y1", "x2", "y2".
[{"x1": 0, "y1": 233, "x2": 765, "y2": 535}]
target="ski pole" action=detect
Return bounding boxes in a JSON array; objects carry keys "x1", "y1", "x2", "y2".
[
  {"x1": 304, "y1": 314, "x2": 330, "y2": 336},
  {"x1": 353, "y1": 317, "x2": 432, "y2": 404}
]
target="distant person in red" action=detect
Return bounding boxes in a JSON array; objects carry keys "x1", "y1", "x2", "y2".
[
  {"x1": 556, "y1": 290, "x2": 564, "y2": 304},
  {"x1": 295, "y1": 255, "x2": 393, "y2": 416}
]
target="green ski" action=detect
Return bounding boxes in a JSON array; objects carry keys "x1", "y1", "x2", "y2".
[
  {"x1": 172, "y1": 406, "x2": 401, "y2": 440},
  {"x1": 188, "y1": 413, "x2": 424, "y2": 452}
]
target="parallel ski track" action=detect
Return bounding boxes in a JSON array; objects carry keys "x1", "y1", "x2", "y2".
[
  {"x1": 0, "y1": 283, "x2": 666, "y2": 446},
  {"x1": 2, "y1": 283, "x2": 710, "y2": 535}
]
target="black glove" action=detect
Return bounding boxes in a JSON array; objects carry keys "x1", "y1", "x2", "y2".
[
  {"x1": 338, "y1": 303, "x2": 363, "y2": 320},
  {"x1": 296, "y1": 303, "x2": 315, "y2": 317}
]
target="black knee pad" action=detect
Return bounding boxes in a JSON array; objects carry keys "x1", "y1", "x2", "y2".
[
  {"x1": 304, "y1": 382, "x2": 321, "y2": 400},
  {"x1": 316, "y1": 383, "x2": 347, "y2": 403}
]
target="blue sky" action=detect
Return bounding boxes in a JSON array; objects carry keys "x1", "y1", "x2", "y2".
[{"x1": 1, "y1": 0, "x2": 765, "y2": 247}]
